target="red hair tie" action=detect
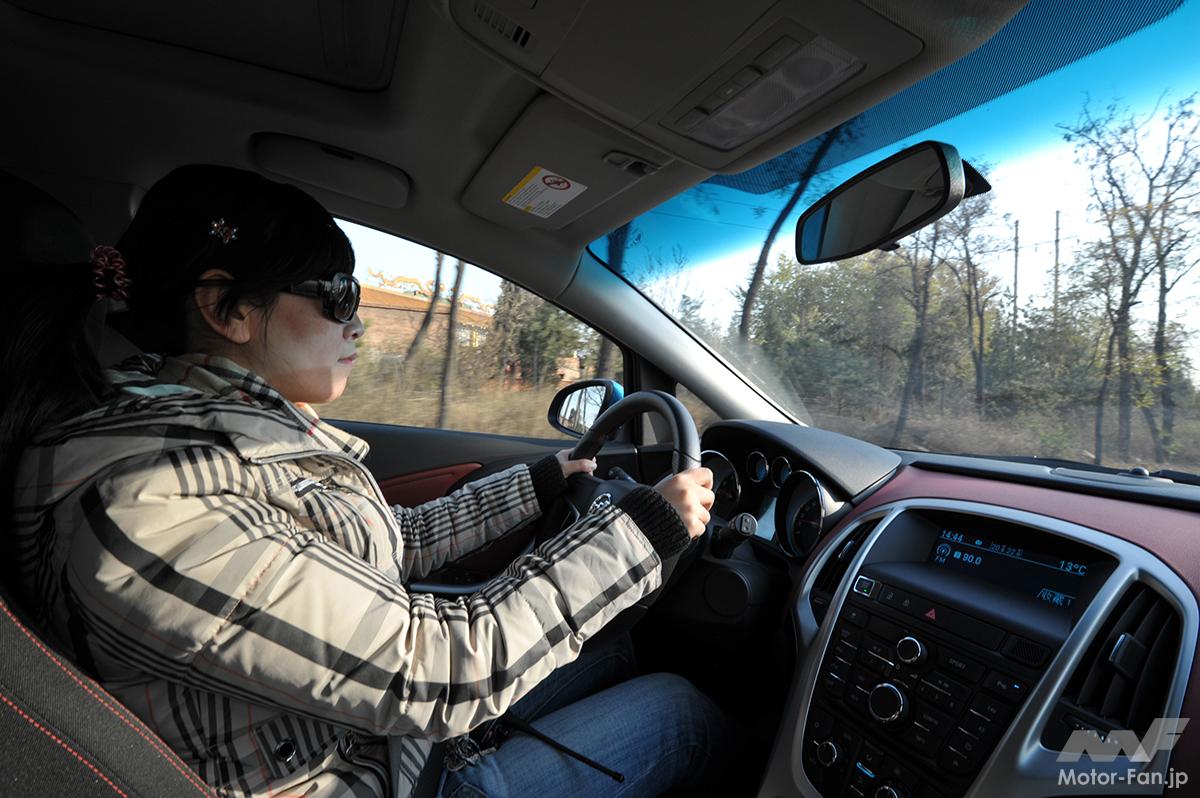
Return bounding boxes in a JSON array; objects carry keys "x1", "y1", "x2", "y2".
[{"x1": 90, "y1": 245, "x2": 131, "y2": 302}]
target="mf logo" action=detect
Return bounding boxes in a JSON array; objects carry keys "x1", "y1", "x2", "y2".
[{"x1": 1057, "y1": 718, "x2": 1189, "y2": 763}]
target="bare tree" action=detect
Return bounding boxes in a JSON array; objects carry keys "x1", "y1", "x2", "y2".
[
  {"x1": 943, "y1": 192, "x2": 1002, "y2": 415},
  {"x1": 891, "y1": 223, "x2": 943, "y2": 446},
  {"x1": 436, "y1": 260, "x2": 466, "y2": 428},
  {"x1": 403, "y1": 251, "x2": 444, "y2": 367},
  {"x1": 1061, "y1": 94, "x2": 1200, "y2": 460},
  {"x1": 738, "y1": 125, "x2": 844, "y2": 342}
]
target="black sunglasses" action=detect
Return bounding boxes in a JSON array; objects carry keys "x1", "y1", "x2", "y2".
[
  {"x1": 283, "y1": 273, "x2": 361, "y2": 324},
  {"x1": 195, "y1": 272, "x2": 361, "y2": 324}
]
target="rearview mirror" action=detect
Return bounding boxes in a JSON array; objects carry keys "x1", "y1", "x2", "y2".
[
  {"x1": 547, "y1": 379, "x2": 624, "y2": 437},
  {"x1": 795, "y1": 141, "x2": 972, "y2": 264}
]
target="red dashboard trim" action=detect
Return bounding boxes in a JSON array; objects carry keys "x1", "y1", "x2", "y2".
[{"x1": 821, "y1": 464, "x2": 1200, "y2": 775}]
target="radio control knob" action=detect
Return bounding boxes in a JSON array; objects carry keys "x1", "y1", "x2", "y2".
[
  {"x1": 896, "y1": 636, "x2": 926, "y2": 665},
  {"x1": 868, "y1": 682, "x2": 908, "y2": 724},
  {"x1": 815, "y1": 740, "x2": 840, "y2": 767},
  {"x1": 875, "y1": 786, "x2": 907, "y2": 798}
]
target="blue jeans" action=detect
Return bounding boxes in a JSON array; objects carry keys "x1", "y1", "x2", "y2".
[{"x1": 426, "y1": 636, "x2": 735, "y2": 798}]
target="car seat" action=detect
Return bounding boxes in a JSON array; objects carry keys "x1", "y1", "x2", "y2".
[{"x1": 0, "y1": 170, "x2": 215, "y2": 796}]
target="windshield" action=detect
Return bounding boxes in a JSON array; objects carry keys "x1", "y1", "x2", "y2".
[{"x1": 592, "y1": 0, "x2": 1200, "y2": 474}]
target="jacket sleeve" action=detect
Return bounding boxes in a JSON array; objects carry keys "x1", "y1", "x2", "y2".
[
  {"x1": 68, "y1": 446, "x2": 688, "y2": 740},
  {"x1": 392, "y1": 454, "x2": 567, "y2": 582}
]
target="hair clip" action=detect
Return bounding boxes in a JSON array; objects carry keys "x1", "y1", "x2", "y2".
[
  {"x1": 209, "y1": 218, "x2": 238, "y2": 244},
  {"x1": 90, "y1": 245, "x2": 131, "y2": 302}
]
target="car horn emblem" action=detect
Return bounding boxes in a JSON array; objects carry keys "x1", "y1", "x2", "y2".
[{"x1": 588, "y1": 492, "x2": 613, "y2": 514}]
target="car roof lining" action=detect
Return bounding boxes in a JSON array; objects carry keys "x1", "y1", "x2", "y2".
[{"x1": 0, "y1": 0, "x2": 1025, "y2": 301}]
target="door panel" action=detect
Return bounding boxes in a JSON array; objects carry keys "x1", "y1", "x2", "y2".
[{"x1": 376, "y1": 462, "x2": 483, "y2": 506}]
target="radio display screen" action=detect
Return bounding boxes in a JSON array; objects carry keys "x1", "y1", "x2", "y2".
[{"x1": 927, "y1": 527, "x2": 1091, "y2": 609}]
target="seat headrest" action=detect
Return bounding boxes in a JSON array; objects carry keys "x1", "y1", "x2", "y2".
[{"x1": 0, "y1": 172, "x2": 94, "y2": 265}]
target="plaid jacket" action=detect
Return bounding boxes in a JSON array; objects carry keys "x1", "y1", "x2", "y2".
[{"x1": 9, "y1": 354, "x2": 686, "y2": 797}]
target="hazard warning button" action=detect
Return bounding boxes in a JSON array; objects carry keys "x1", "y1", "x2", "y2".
[{"x1": 877, "y1": 583, "x2": 1005, "y2": 650}]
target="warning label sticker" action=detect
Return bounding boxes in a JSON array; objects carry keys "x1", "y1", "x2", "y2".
[{"x1": 502, "y1": 166, "x2": 588, "y2": 218}]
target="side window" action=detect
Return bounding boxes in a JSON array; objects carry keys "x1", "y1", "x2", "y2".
[
  {"x1": 324, "y1": 221, "x2": 624, "y2": 438},
  {"x1": 676, "y1": 385, "x2": 721, "y2": 436}
]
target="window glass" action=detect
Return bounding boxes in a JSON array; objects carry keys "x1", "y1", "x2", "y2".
[
  {"x1": 324, "y1": 221, "x2": 623, "y2": 438},
  {"x1": 677, "y1": 385, "x2": 721, "y2": 436}
]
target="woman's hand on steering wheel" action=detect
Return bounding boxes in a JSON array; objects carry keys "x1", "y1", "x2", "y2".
[
  {"x1": 653, "y1": 467, "x2": 715, "y2": 540},
  {"x1": 555, "y1": 449, "x2": 598, "y2": 479}
]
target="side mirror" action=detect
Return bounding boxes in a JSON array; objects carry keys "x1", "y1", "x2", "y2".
[
  {"x1": 795, "y1": 140, "x2": 983, "y2": 264},
  {"x1": 547, "y1": 379, "x2": 625, "y2": 438}
]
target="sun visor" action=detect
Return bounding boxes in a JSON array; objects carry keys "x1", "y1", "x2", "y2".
[
  {"x1": 449, "y1": 0, "x2": 1025, "y2": 172},
  {"x1": 5, "y1": 0, "x2": 407, "y2": 90},
  {"x1": 461, "y1": 95, "x2": 670, "y2": 230},
  {"x1": 253, "y1": 134, "x2": 411, "y2": 209}
]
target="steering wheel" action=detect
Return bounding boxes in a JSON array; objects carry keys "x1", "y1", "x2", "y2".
[{"x1": 559, "y1": 390, "x2": 703, "y2": 641}]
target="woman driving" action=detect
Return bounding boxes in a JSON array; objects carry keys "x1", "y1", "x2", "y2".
[{"x1": 1, "y1": 166, "x2": 737, "y2": 798}]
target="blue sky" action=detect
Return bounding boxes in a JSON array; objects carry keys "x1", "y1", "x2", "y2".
[{"x1": 606, "y1": 0, "x2": 1200, "y2": 288}]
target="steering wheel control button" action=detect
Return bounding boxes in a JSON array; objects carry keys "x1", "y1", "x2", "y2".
[
  {"x1": 852, "y1": 575, "x2": 878, "y2": 598},
  {"x1": 868, "y1": 682, "x2": 908, "y2": 724},
  {"x1": 982, "y1": 670, "x2": 1028, "y2": 702},
  {"x1": 895, "y1": 636, "x2": 926, "y2": 665},
  {"x1": 816, "y1": 740, "x2": 840, "y2": 768}
]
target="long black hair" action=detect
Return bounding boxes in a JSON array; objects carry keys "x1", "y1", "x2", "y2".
[
  {"x1": 113, "y1": 164, "x2": 354, "y2": 354},
  {"x1": 0, "y1": 165, "x2": 353, "y2": 527}
]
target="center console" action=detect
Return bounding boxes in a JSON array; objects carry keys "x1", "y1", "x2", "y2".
[{"x1": 799, "y1": 506, "x2": 1118, "y2": 798}]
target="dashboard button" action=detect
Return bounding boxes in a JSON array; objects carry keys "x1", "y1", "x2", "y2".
[
  {"x1": 844, "y1": 604, "x2": 870, "y2": 626},
  {"x1": 851, "y1": 668, "x2": 875, "y2": 690},
  {"x1": 917, "y1": 680, "x2": 963, "y2": 714},
  {"x1": 880, "y1": 757, "x2": 918, "y2": 785},
  {"x1": 823, "y1": 671, "x2": 847, "y2": 698},
  {"x1": 969, "y1": 693, "x2": 1014, "y2": 724},
  {"x1": 913, "y1": 704, "x2": 952, "y2": 736},
  {"x1": 937, "y1": 650, "x2": 985, "y2": 682},
  {"x1": 836, "y1": 639, "x2": 860, "y2": 661},
  {"x1": 868, "y1": 615, "x2": 905, "y2": 644},
  {"x1": 924, "y1": 672, "x2": 970, "y2": 701},
  {"x1": 938, "y1": 745, "x2": 976, "y2": 775},
  {"x1": 946, "y1": 727, "x2": 984, "y2": 759},
  {"x1": 868, "y1": 683, "x2": 909, "y2": 725},
  {"x1": 846, "y1": 684, "x2": 871, "y2": 714},
  {"x1": 816, "y1": 739, "x2": 840, "y2": 767},
  {"x1": 858, "y1": 741, "x2": 885, "y2": 772},
  {"x1": 983, "y1": 670, "x2": 1029, "y2": 702},
  {"x1": 854, "y1": 576, "x2": 879, "y2": 598},
  {"x1": 808, "y1": 708, "x2": 834, "y2": 740},
  {"x1": 837, "y1": 625, "x2": 863, "y2": 645},
  {"x1": 960, "y1": 709, "x2": 999, "y2": 741},
  {"x1": 901, "y1": 722, "x2": 939, "y2": 757},
  {"x1": 896, "y1": 636, "x2": 926, "y2": 665}
]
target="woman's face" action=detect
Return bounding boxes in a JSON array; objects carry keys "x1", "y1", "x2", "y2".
[{"x1": 249, "y1": 291, "x2": 364, "y2": 405}]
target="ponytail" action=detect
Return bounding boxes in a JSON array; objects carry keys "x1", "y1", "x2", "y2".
[{"x1": 0, "y1": 173, "x2": 111, "y2": 534}]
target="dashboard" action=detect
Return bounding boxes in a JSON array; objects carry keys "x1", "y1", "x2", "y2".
[{"x1": 695, "y1": 420, "x2": 1200, "y2": 798}]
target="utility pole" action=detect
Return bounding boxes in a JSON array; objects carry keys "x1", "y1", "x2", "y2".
[
  {"x1": 1053, "y1": 210, "x2": 1061, "y2": 327},
  {"x1": 1010, "y1": 219, "x2": 1019, "y2": 375}
]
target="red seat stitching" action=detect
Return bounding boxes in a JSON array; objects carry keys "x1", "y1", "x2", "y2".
[
  {"x1": 0, "y1": 600, "x2": 213, "y2": 796},
  {"x1": 0, "y1": 688, "x2": 129, "y2": 797}
]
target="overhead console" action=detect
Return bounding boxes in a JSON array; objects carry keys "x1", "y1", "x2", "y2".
[
  {"x1": 762, "y1": 499, "x2": 1196, "y2": 798},
  {"x1": 447, "y1": 0, "x2": 1027, "y2": 172}
]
